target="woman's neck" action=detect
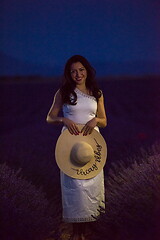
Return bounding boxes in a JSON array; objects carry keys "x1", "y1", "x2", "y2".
[
  {"x1": 76, "y1": 83, "x2": 86, "y2": 91},
  {"x1": 76, "y1": 85, "x2": 91, "y2": 95},
  {"x1": 76, "y1": 85, "x2": 87, "y2": 92}
]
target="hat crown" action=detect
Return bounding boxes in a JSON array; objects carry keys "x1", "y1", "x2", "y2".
[{"x1": 71, "y1": 141, "x2": 94, "y2": 166}]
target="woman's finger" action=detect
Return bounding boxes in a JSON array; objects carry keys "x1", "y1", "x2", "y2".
[
  {"x1": 83, "y1": 126, "x2": 91, "y2": 136},
  {"x1": 87, "y1": 126, "x2": 94, "y2": 135},
  {"x1": 81, "y1": 125, "x2": 89, "y2": 132},
  {"x1": 74, "y1": 125, "x2": 80, "y2": 134},
  {"x1": 82, "y1": 126, "x2": 87, "y2": 136},
  {"x1": 70, "y1": 124, "x2": 79, "y2": 135},
  {"x1": 68, "y1": 127, "x2": 73, "y2": 135},
  {"x1": 89, "y1": 128, "x2": 93, "y2": 134},
  {"x1": 81, "y1": 126, "x2": 85, "y2": 133}
]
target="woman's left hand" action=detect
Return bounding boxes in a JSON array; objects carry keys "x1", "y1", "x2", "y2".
[{"x1": 81, "y1": 118, "x2": 97, "y2": 136}]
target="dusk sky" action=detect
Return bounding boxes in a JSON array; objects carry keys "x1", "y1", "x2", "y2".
[{"x1": 1, "y1": 0, "x2": 160, "y2": 76}]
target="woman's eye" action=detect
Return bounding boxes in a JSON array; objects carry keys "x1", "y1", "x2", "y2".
[{"x1": 70, "y1": 68, "x2": 85, "y2": 74}]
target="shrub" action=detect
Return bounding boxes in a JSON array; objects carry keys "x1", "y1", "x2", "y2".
[
  {"x1": 92, "y1": 142, "x2": 160, "y2": 240},
  {"x1": 0, "y1": 163, "x2": 60, "y2": 240}
]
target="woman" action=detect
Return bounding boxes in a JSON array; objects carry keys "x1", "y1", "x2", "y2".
[{"x1": 46, "y1": 55, "x2": 107, "y2": 240}]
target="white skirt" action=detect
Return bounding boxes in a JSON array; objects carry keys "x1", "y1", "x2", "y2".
[{"x1": 60, "y1": 170, "x2": 105, "y2": 223}]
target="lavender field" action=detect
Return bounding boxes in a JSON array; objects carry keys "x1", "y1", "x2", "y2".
[{"x1": 0, "y1": 75, "x2": 160, "y2": 240}]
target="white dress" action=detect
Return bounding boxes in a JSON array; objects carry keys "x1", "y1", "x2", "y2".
[{"x1": 60, "y1": 88, "x2": 105, "y2": 223}]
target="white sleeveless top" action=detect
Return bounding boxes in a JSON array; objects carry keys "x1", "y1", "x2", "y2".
[
  {"x1": 63, "y1": 88, "x2": 98, "y2": 125},
  {"x1": 60, "y1": 88, "x2": 105, "y2": 223}
]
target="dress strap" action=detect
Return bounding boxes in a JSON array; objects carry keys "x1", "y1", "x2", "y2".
[{"x1": 75, "y1": 88, "x2": 96, "y2": 101}]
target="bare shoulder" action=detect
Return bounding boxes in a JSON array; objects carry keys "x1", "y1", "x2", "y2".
[
  {"x1": 55, "y1": 89, "x2": 62, "y2": 98},
  {"x1": 54, "y1": 89, "x2": 62, "y2": 103},
  {"x1": 47, "y1": 89, "x2": 63, "y2": 118},
  {"x1": 98, "y1": 90, "x2": 105, "y2": 102}
]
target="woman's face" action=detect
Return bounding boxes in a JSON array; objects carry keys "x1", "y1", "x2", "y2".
[{"x1": 70, "y1": 62, "x2": 87, "y2": 86}]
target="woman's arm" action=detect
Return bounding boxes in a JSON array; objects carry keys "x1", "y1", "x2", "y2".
[
  {"x1": 46, "y1": 89, "x2": 64, "y2": 124},
  {"x1": 95, "y1": 93, "x2": 107, "y2": 128},
  {"x1": 46, "y1": 90, "x2": 80, "y2": 135},
  {"x1": 81, "y1": 93, "x2": 107, "y2": 135}
]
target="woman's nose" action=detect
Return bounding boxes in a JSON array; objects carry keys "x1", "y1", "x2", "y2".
[{"x1": 76, "y1": 70, "x2": 81, "y2": 77}]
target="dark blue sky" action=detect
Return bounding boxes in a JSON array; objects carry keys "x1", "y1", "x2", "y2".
[{"x1": 1, "y1": 0, "x2": 160, "y2": 76}]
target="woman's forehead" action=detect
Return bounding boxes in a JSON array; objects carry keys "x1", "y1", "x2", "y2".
[{"x1": 70, "y1": 62, "x2": 85, "y2": 69}]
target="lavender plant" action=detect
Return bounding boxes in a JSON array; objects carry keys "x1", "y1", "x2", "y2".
[
  {"x1": 92, "y1": 142, "x2": 160, "y2": 240},
  {"x1": 0, "y1": 162, "x2": 60, "y2": 240}
]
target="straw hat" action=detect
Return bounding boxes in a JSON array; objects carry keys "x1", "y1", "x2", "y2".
[{"x1": 55, "y1": 125, "x2": 107, "y2": 179}]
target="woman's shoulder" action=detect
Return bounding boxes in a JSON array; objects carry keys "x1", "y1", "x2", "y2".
[
  {"x1": 98, "y1": 89, "x2": 103, "y2": 98},
  {"x1": 54, "y1": 89, "x2": 63, "y2": 102},
  {"x1": 55, "y1": 88, "x2": 61, "y2": 96}
]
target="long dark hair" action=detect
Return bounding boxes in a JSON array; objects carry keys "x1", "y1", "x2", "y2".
[{"x1": 60, "y1": 55, "x2": 101, "y2": 105}]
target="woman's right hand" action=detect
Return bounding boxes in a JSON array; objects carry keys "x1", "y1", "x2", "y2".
[{"x1": 63, "y1": 118, "x2": 80, "y2": 135}]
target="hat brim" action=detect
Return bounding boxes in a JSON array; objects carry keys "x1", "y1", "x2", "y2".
[{"x1": 55, "y1": 125, "x2": 107, "y2": 179}]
